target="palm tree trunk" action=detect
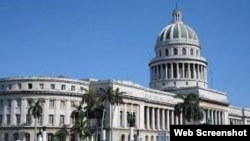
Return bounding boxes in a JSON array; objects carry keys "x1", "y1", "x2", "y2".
[{"x1": 34, "y1": 118, "x2": 37, "y2": 141}]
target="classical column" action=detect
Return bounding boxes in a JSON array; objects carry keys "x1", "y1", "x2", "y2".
[
  {"x1": 171, "y1": 110, "x2": 174, "y2": 125},
  {"x1": 162, "y1": 109, "x2": 165, "y2": 130},
  {"x1": 175, "y1": 113, "x2": 179, "y2": 125},
  {"x1": 43, "y1": 99, "x2": 49, "y2": 126},
  {"x1": 188, "y1": 63, "x2": 191, "y2": 79},
  {"x1": 123, "y1": 103, "x2": 127, "y2": 127},
  {"x1": 21, "y1": 98, "x2": 26, "y2": 125},
  {"x1": 152, "y1": 107, "x2": 155, "y2": 129},
  {"x1": 166, "y1": 110, "x2": 170, "y2": 130},
  {"x1": 180, "y1": 112, "x2": 183, "y2": 125},
  {"x1": 165, "y1": 64, "x2": 168, "y2": 79},
  {"x1": 211, "y1": 110, "x2": 214, "y2": 125},
  {"x1": 182, "y1": 63, "x2": 185, "y2": 78},
  {"x1": 176, "y1": 63, "x2": 179, "y2": 78},
  {"x1": 55, "y1": 100, "x2": 60, "y2": 126},
  {"x1": 3, "y1": 100, "x2": 7, "y2": 125},
  {"x1": 10, "y1": 99, "x2": 15, "y2": 125},
  {"x1": 171, "y1": 63, "x2": 174, "y2": 79},
  {"x1": 139, "y1": 105, "x2": 144, "y2": 129},
  {"x1": 214, "y1": 110, "x2": 218, "y2": 125},
  {"x1": 157, "y1": 108, "x2": 160, "y2": 129},
  {"x1": 217, "y1": 111, "x2": 221, "y2": 125},
  {"x1": 147, "y1": 106, "x2": 150, "y2": 129},
  {"x1": 193, "y1": 63, "x2": 196, "y2": 79}
]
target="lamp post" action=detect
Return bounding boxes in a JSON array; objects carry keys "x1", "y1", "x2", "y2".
[
  {"x1": 42, "y1": 126, "x2": 47, "y2": 141},
  {"x1": 127, "y1": 112, "x2": 136, "y2": 141}
]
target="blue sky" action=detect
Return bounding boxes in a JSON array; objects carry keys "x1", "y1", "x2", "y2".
[{"x1": 0, "y1": 0, "x2": 249, "y2": 107}]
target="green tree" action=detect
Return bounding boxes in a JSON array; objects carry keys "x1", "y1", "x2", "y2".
[
  {"x1": 27, "y1": 98, "x2": 45, "y2": 141},
  {"x1": 70, "y1": 104, "x2": 90, "y2": 141},
  {"x1": 174, "y1": 93, "x2": 203, "y2": 125},
  {"x1": 99, "y1": 86, "x2": 125, "y2": 141}
]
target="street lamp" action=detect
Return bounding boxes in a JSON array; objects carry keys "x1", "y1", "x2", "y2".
[{"x1": 127, "y1": 112, "x2": 136, "y2": 141}]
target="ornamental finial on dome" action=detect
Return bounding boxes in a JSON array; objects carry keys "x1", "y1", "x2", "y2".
[{"x1": 172, "y1": 5, "x2": 182, "y2": 22}]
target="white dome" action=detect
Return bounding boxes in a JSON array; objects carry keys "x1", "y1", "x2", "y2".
[{"x1": 156, "y1": 9, "x2": 199, "y2": 46}]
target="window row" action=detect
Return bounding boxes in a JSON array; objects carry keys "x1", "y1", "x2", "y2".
[
  {"x1": 158, "y1": 47, "x2": 199, "y2": 57},
  {"x1": 0, "y1": 83, "x2": 86, "y2": 92},
  {"x1": 0, "y1": 99, "x2": 76, "y2": 109},
  {"x1": 0, "y1": 114, "x2": 66, "y2": 126}
]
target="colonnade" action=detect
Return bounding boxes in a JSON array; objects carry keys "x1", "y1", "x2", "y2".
[
  {"x1": 150, "y1": 63, "x2": 207, "y2": 81},
  {"x1": 203, "y1": 109, "x2": 225, "y2": 125}
]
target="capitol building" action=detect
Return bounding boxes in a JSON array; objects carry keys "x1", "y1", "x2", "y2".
[{"x1": 0, "y1": 8, "x2": 250, "y2": 141}]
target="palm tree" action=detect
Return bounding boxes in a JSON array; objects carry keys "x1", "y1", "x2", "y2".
[
  {"x1": 174, "y1": 93, "x2": 203, "y2": 125},
  {"x1": 27, "y1": 98, "x2": 45, "y2": 141},
  {"x1": 99, "y1": 86, "x2": 125, "y2": 141},
  {"x1": 70, "y1": 104, "x2": 87, "y2": 141}
]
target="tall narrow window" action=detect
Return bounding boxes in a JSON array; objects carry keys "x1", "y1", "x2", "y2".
[
  {"x1": 159, "y1": 51, "x2": 162, "y2": 57},
  {"x1": 173, "y1": 48, "x2": 178, "y2": 55},
  {"x1": 0, "y1": 115, "x2": 2, "y2": 125},
  {"x1": 49, "y1": 115, "x2": 54, "y2": 125},
  {"x1": 6, "y1": 115, "x2": 10, "y2": 125},
  {"x1": 16, "y1": 114, "x2": 20, "y2": 125},
  {"x1": 190, "y1": 49, "x2": 194, "y2": 55},
  {"x1": 182, "y1": 48, "x2": 186, "y2": 55},
  {"x1": 165, "y1": 49, "x2": 169, "y2": 56},
  {"x1": 120, "y1": 111, "x2": 123, "y2": 127},
  {"x1": 49, "y1": 100, "x2": 55, "y2": 108},
  {"x1": 60, "y1": 115, "x2": 65, "y2": 125}
]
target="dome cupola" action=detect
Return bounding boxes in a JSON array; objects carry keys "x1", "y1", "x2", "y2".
[
  {"x1": 149, "y1": 8, "x2": 208, "y2": 91},
  {"x1": 156, "y1": 9, "x2": 199, "y2": 46}
]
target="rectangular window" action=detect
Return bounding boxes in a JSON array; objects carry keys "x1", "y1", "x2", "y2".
[
  {"x1": 16, "y1": 114, "x2": 20, "y2": 125},
  {"x1": 71, "y1": 86, "x2": 75, "y2": 91},
  {"x1": 0, "y1": 115, "x2": 2, "y2": 125},
  {"x1": 8, "y1": 84, "x2": 12, "y2": 90},
  {"x1": 0, "y1": 84, "x2": 4, "y2": 89},
  {"x1": 7, "y1": 100, "x2": 11, "y2": 107},
  {"x1": 39, "y1": 83, "x2": 44, "y2": 89},
  {"x1": 26, "y1": 114, "x2": 32, "y2": 125},
  {"x1": 60, "y1": 101, "x2": 65, "y2": 109},
  {"x1": 7, "y1": 115, "x2": 10, "y2": 125},
  {"x1": 60, "y1": 115, "x2": 65, "y2": 125},
  {"x1": 120, "y1": 111, "x2": 123, "y2": 127},
  {"x1": 28, "y1": 83, "x2": 32, "y2": 89},
  {"x1": 18, "y1": 83, "x2": 22, "y2": 89},
  {"x1": 49, "y1": 100, "x2": 55, "y2": 108},
  {"x1": 49, "y1": 115, "x2": 54, "y2": 125},
  {"x1": 50, "y1": 84, "x2": 55, "y2": 89},
  {"x1": 0, "y1": 100, "x2": 3, "y2": 107},
  {"x1": 16, "y1": 99, "x2": 21, "y2": 107},
  {"x1": 61, "y1": 85, "x2": 66, "y2": 90}
]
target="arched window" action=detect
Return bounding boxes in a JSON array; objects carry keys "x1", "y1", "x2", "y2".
[
  {"x1": 173, "y1": 48, "x2": 178, "y2": 55},
  {"x1": 151, "y1": 135, "x2": 154, "y2": 141},
  {"x1": 4, "y1": 133, "x2": 8, "y2": 141},
  {"x1": 24, "y1": 133, "x2": 30, "y2": 141},
  {"x1": 13, "y1": 132, "x2": 19, "y2": 141},
  {"x1": 48, "y1": 133, "x2": 54, "y2": 141},
  {"x1": 165, "y1": 49, "x2": 169, "y2": 56},
  {"x1": 145, "y1": 135, "x2": 149, "y2": 141},
  {"x1": 196, "y1": 50, "x2": 199, "y2": 56},
  {"x1": 159, "y1": 50, "x2": 162, "y2": 57},
  {"x1": 121, "y1": 134, "x2": 125, "y2": 141},
  {"x1": 182, "y1": 48, "x2": 186, "y2": 55},
  {"x1": 190, "y1": 49, "x2": 194, "y2": 55}
]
